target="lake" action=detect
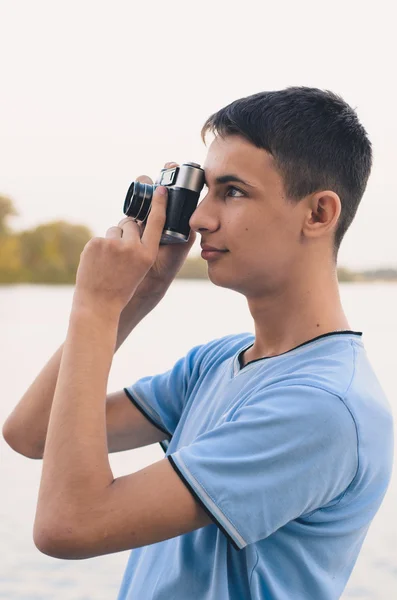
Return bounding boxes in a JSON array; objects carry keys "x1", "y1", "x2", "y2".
[{"x1": 0, "y1": 281, "x2": 396, "y2": 599}]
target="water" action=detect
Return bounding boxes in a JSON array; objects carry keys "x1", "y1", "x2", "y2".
[{"x1": 0, "y1": 282, "x2": 396, "y2": 600}]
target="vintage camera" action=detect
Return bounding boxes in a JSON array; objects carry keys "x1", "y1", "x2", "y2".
[{"x1": 123, "y1": 162, "x2": 205, "y2": 244}]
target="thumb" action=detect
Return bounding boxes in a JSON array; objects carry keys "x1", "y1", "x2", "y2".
[
  {"x1": 159, "y1": 230, "x2": 197, "y2": 264},
  {"x1": 186, "y1": 230, "x2": 197, "y2": 250},
  {"x1": 174, "y1": 230, "x2": 197, "y2": 257}
]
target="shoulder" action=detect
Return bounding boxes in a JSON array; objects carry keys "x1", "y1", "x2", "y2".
[
  {"x1": 232, "y1": 382, "x2": 360, "y2": 490},
  {"x1": 184, "y1": 332, "x2": 253, "y2": 364},
  {"x1": 244, "y1": 380, "x2": 358, "y2": 435},
  {"x1": 194, "y1": 332, "x2": 254, "y2": 370},
  {"x1": 268, "y1": 335, "x2": 363, "y2": 400}
]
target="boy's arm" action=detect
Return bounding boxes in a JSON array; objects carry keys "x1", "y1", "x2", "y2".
[
  {"x1": 33, "y1": 300, "x2": 211, "y2": 559},
  {"x1": 2, "y1": 162, "x2": 195, "y2": 459},
  {"x1": 2, "y1": 299, "x2": 165, "y2": 458}
]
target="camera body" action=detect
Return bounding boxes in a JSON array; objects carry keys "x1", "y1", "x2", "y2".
[{"x1": 123, "y1": 162, "x2": 205, "y2": 244}]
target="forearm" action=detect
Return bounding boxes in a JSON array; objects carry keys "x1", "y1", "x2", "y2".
[
  {"x1": 2, "y1": 297, "x2": 153, "y2": 458},
  {"x1": 2, "y1": 344, "x2": 65, "y2": 458},
  {"x1": 35, "y1": 302, "x2": 119, "y2": 531}
]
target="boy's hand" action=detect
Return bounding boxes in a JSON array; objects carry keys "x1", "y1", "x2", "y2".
[
  {"x1": 73, "y1": 163, "x2": 196, "y2": 317},
  {"x1": 131, "y1": 163, "x2": 197, "y2": 304}
]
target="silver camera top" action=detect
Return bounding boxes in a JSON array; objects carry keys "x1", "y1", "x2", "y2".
[{"x1": 155, "y1": 162, "x2": 205, "y2": 193}]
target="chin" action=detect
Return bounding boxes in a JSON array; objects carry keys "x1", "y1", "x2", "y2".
[
  {"x1": 207, "y1": 267, "x2": 247, "y2": 295},
  {"x1": 207, "y1": 264, "x2": 274, "y2": 298}
]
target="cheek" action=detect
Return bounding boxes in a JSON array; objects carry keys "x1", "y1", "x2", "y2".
[
  {"x1": 226, "y1": 207, "x2": 255, "y2": 237},
  {"x1": 233, "y1": 218, "x2": 288, "y2": 260}
]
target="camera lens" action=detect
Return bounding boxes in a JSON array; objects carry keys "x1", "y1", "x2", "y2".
[{"x1": 123, "y1": 181, "x2": 154, "y2": 222}]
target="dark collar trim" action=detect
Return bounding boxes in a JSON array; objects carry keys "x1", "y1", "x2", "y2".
[{"x1": 238, "y1": 330, "x2": 363, "y2": 370}]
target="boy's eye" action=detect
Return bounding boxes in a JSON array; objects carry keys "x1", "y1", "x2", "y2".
[
  {"x1": 200, "y1": 184, "x2": 245, "y2": 200},
  {"x1": 226, "y1": 186, "x2": 245, "y2": 198}
]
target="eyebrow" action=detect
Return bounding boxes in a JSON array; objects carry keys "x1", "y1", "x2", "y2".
[{"x1": 203, "y1": 174, "x2": 255, "y2": 188}]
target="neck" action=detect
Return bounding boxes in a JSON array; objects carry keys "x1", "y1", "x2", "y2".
[{"x1": 245, "y1": 266, "x2": 351, "y2": 361}]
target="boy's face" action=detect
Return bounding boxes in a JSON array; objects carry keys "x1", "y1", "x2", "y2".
[{"x1": 189, "y1": 134, "x2": 307, "y2": 297}]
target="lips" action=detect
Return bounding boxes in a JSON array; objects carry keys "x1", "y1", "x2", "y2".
[
  {"x1": 200, "y1": 245, "x2": 229, "y2": 261},
  {"x1": 200, "y1": 245, "x2": 228, "y2": 252}
]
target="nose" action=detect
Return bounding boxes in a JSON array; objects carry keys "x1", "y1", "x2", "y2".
[{"x1": 189, "y1": 193, "x2": 220, "y2": 234}]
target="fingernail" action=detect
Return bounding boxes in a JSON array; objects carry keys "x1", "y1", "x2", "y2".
[{"x1": 157, "y1": 186, "x2": 167, "y2": 196}]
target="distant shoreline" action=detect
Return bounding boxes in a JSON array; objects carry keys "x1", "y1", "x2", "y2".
[
  {"x1": 1, "y1": 270, "x2": 396, "y2": 286},
  {"x1": 0, "y1": 256, "x2": 396, "y2": 285},
  {"x1": 174, "y1": 260, "x2": 397, "y2": 284}
]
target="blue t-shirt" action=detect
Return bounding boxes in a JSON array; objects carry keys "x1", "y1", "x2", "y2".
[{"x1": 117, "y1": 331, "x2": 394, "y2": 600}]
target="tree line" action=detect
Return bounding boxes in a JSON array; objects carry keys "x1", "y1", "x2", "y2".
[
  {"x1": 1, "y1": 194, "x2": 396, "y2": 284},
  {"x1": 0, "y1": 195, "x2": 92, "y2": 284}
]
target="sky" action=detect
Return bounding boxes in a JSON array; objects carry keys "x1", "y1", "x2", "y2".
[{"x1": 0, "y1": 0, "x2": 396, "y2": 270}]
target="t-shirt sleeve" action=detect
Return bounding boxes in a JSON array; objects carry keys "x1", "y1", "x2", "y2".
[
  {"x1": 167, "y1": 384, "x2": 359, "y2": 550},
  {"x1": 123, "y1": 342, "x2": 208, "y2": 441}
]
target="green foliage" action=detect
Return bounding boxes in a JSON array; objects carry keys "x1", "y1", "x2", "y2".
[
  {"x1": 0, "y1": 234, "x2": 24, "y2": 282},
  {"x1": 0, "y1": 194, "x2": 18, "y2": 236},
  {"x1": 18, "y1": 221, "x2": 93, "y2": 283},
  {"x1": 0, "y1": 195, "x2": 93, "y2": 284}
]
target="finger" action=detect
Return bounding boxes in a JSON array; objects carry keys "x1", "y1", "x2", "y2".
[
  {"x1": 118, "y1": 216, "x2": 138, "y2": 228},
  {"x1": 163, "y1": 161, "x2": 179, "y2": 169},
  {"x1": 119, "y1": 218, "x2": 144, "y2": 243},
  {"x1": 136, "y1": 174, "x2": 153, "y2": 184},
  {"x1": 140, "y1": 186, "x2": 168, "y2": 251},
  {"x1": 105, "y1": 226, "x2": 123, "y2": 239},
  {"x1": 118, "y1": 215, "x2": 145, "y2": 237},
  {"x1": 118, "y1": 216, "x2": 145, "y2": 242}
]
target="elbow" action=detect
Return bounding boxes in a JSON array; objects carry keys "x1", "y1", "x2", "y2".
[
  {"x1": 33, "y1": 523, "x2": 66, "y2": 559},
  {"x1": 2, "y1": 420, "x2": 43, "y2": 459},
  {"x1": 33, "y1": 519, "x2": 87, "y2": 560},
  {"x1": 33, "y1": 513, "x2": 99, "y2": 560}
]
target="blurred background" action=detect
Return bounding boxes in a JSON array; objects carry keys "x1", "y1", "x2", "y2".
[{"x1": 0, "y1": 1, "x2": 396, "y2": 599}]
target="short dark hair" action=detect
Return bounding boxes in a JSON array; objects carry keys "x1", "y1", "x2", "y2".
[{"x1": 201, "y1": 87, "x2": 373, "y2": 260}]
